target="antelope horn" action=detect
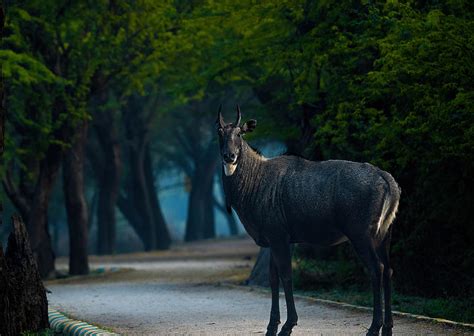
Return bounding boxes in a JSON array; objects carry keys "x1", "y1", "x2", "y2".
[
  {"x1": 235, "y1": 104, "x2": 241, "y2": 126},
  {"x1": 216, "y1": 104, "x2": 224, "y2": 128}
]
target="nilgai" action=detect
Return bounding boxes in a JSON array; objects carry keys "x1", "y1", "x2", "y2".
[{"x1": 216, "y1": 105, "x2": 401, "y2": 336}]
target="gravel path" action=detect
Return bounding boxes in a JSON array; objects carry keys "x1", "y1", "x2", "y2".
[{"x1": 46, "y1": 239, "x2": 473, "y2": 336}]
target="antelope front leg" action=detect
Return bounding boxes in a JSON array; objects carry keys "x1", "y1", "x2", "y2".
[
  {"x1": 270, "y1": 243, "x2": 298, "y2": 336},
  {"x1": 266, "y1": 252, "x2": 280, "y2": 336}
]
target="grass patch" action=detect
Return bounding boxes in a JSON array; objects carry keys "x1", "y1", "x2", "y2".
[
  {"x1": 22, "y1": 329, "x2": 61, "y2": 336},
  {"x1": 293, "y1": 258, "x2": 474, "y2": 324}
]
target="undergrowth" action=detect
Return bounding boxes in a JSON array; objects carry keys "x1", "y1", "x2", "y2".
[{"x1": 293, "y1": 256, "x2": 474, "y2": 324}]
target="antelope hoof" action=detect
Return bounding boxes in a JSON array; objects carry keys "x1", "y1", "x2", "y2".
[
  {"x1": 381, "y1": 325, "x2": 392, "y2": 336},
  {"x1": 366, "y1": 328, "x2": 380, "y2": 336},
  {"x1": 266, "y1": 321, "x2": 280, "y2": 336},
  {"x1": 265, "y1": 325, "x2": 278, "y2": 336},
  {"x1": 277, "y1": 321, "x2": 297, "y2": 336}
]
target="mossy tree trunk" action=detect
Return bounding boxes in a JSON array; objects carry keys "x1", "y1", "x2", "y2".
[{"x1": 0, "y1": 215, "x2": 49, "y2": 335}]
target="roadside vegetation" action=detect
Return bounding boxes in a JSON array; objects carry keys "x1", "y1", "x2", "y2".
[
  {"x1": 293, "y1": 247, "x2": 474, "y2": 324},
  {"x1": 22, "y1": 330, "x2": 58, "y2": 336}
]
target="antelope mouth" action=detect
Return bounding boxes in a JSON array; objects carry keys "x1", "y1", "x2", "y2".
[{"x1": 223, "y1": 161, "x2": 237, "y2": 176}]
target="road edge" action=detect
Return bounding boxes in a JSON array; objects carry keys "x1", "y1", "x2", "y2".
[
  {"x1": 223, "y1": 283, "x2": 474, "y2": 331},
  {"x1": 49, "y1": 308, "x2": 119, "y2": 336}
]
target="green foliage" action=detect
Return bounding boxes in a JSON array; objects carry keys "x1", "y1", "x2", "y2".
[
  {"x1": 308, "y1": 1, "x2": 474, "y2": 298},
  {"x1": 0, "y1": 50, "x2": 58, "y2": 85},
  {"x1": 166, "y1": 0, "x2": 474, "y2": 301},
  {"x1": 293, "y1": 257, "x2": 365, "y2": 290},
  {"x1": 174, "y1": 0, "x2": 473, "y2": 299},
  {"x1": 21, "y1": 329, "x2": 59, "y2": 336},
  {"x1": 183, "y1": 0, "x2": 473, "y2": 300},
  {"x1": 2, "y1": 0, "x2": 472, "y2": 304},
  {"x1": 293, "y1": 255, "x2": 474, "y2": 323},
  {"x1": 1, "y1": 0, "x2": 179, "y2": 181},
  {"x1": 2, "y1": 2, "x2": 95, "y2": 172}
]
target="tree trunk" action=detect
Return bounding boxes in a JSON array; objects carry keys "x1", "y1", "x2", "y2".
[
  {"x1": 2, "y1": 144, "x2": 35, "y2": 224},
  {"x1": 185, "y1": 144, "x2": 218, "y2": 242},
  {"x1": 247, "y1": 247, "x2": 271, "y2": 287},
  {"x1": 0, "y1": 12, "x2": 9, "y2": 323},
  {"x1": 215, "y1": 180, "x2": 239, "y2": 236},
  {"x1": 89, "y1": 75, "x2": 122, "y2": 255},
  {"x1": 27, "y1": 145, "x2": 61, "y2": 278},
  {"x1": 95, "y1": 135, "x2": 121, "y2": 255},
  {"x1": 130, "y1": 142, "x2": 157, "y2": 250},
  {"x1": 226, "y1": 211, "x2": 239, "y2": 236},
  {"x1": 116, "y1": 194, "x2": 140, "y2": 239},
  {"x1": 0, "y1": 5, "x2": 4, "y2": 156},
  {"x1": 88, "y1": 189, "x2": 98, "y2": 229},
  {"x1": 145, "y1": 146, "x2": 171, "y2": 249},
  {"x1": 202, "y1": 178, "x2": 215, "y2": 239},
  {"x1": 0, "y1": 240, "x2": 15, "y2": 336},
  {"x1": 119, "y1": 97, "x2": 171, "y2": 251},
  {"x1": 0, "y1": 215, "x2": 49, "y2": 335},
  {"x1": 118, "y1": 144, "x2": 171, "y2": 251},
  {"x1": 63, "y1": 120, "x2": 89, "y2": 274}
]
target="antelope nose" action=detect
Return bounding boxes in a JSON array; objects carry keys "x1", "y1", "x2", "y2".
[{"x1": 223, "y1": 153, "x2": 236, "y2": 163}]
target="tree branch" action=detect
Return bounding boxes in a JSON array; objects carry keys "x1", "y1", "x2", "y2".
[{"x1": 2, "y1": 165, "x2": 31, "y2": 219}]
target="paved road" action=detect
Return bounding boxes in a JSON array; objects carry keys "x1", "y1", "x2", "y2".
[{"x1": 47, "y1": 239, "x2": 472, "y2": 336}]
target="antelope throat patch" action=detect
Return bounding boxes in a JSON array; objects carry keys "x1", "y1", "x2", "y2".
[{"x1": 224, "y1": 162, "x2": 237, "y2": 176}]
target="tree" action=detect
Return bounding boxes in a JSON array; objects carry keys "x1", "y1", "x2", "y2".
[
  {"x1": 312, "y1": 3, "x2": 474, "y2": 296},
  {"x1": 2, "y1": 6, "x2": 66, "y2": 276},
  {"x1": 63, "y1": 121, "x2": 89, "y2": 275},
  {"x1": 156, "y1": 96, "x2": 248, "y2": 241},
  {"x1": 86, "y1": 0, "x2": 177, "y2": 253},
  {"x1": 157, "y1": 100, "x2": 219, "y2": 241},
  {"x1": 3, "y1": 0, "x2": 177, "y2": 265},
  {"x1": 117, "y1": 94, "x2": 171, "y2": 250},
  {"x1": 172, "y1": 0, "x2": 474, "y2": 297},
  {"x1": 0, "y1": 2, "x2": 4, "y2": 156},
  {"x1": 88, "y1": 80, "x2": 122, "y2": 255},
  {"x1": 2, "y1": 1, "x2": 99, "y2": 276},
  {"x1": 151, "y1": 2, "x2": 260, "y2": 241}
]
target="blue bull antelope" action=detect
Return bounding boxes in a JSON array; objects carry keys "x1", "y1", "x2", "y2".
[{"x1": 216, "y1": 106, "x2": 401, "y2": 336}]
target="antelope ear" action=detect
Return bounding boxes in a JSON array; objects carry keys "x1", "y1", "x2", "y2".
[
  {"x1": 215, "y1": 121, "x2": 223, "y2": 132},
  {"x1": 241, "y1": 119, "x2": 257, "y2": 133}
]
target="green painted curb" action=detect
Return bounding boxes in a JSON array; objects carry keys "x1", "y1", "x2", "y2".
[{"x1": 48, "y1": 308, "x2": 119, "y2": 336}]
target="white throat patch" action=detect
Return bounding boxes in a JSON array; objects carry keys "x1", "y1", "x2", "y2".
[{"x1": 223, "y1": 162, "x2": 237, "y2": 176}]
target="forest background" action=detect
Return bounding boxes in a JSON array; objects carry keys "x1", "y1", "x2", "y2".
[{"x1": 1, "y1": 0, "x2": 473, "y2": 322}]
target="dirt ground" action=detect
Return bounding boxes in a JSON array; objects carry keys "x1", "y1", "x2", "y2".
[{"x1": 47, "y1": 238, "x2": 473, "y2": 336}]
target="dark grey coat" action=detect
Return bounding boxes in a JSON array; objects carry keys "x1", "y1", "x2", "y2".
[{"x1": 223, "y1": 141, "x2": 400, "y2": 248}]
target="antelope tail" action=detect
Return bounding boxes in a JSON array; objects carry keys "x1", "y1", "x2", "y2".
[{"x1": 376, "y1": 171, "x2": 401, "y2": 237}]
